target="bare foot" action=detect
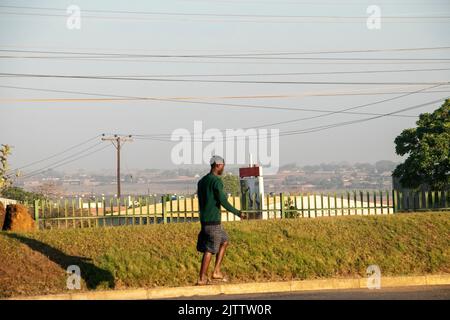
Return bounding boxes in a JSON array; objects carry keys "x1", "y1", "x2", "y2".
[
  {"x1": 196, "y1": 278, "x2": 210, "y2": 286},
  {"x1": 212, "y1": 271, "x2": 228, "y2": 281}
]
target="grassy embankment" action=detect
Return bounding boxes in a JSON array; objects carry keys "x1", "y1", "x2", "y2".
[{"x1": 0, "y1": 211, "x2": 449, "y2": 298}]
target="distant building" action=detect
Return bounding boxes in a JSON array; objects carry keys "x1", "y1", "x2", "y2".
[{"x1": 62, "y1": 179, "x2": 81, "y2": 186}]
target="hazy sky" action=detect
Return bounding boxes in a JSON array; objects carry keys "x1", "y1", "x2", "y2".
[{"x1": 0, "y1": 0, "x2": 449, "y2": 175}]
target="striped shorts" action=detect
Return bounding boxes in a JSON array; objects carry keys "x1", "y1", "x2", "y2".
[{"x1": 196, "y1": 224, "x2": 229, "y2": 254}]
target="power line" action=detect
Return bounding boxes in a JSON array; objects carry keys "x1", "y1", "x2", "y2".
[
  {"x1": 16, "y1": 143, "x2": 110, "y2": 180},
  {"x1": 104, "y1": 84, "x2": 445, "y2": 138},
  {"x1": 4, "y1": 10, "x2": 450, "y2": 24},
  {"x1": 246, "y1": 83, "x2": 444, "y2": 129},
  {"x1": 0, "y1": 96, "x2": 420, "y2": 118},
  {"x1": 184, "y1": 0, "x2": 450, "y2": 5},
  {"x1": 1, "y1": 84, "x2": 447, "y2": 118},
  {"x1": 3, "y1": 55, "x2": 450, "y2": 61},
  {"x1": 2, "y1": 86, "x2": 449, "y2": 102},
  {"x1": 15, "y1": 141, "x2": 104, "y2": 178},
  {"x1": 0, "y1": 84, "x2": 446, "y2": 147},
  {"x1": 1, "y1": 84, "x2": 445, "y2": 147},
  {"x1": 265, "y1": 96, "x2": 449, "y2": 136},
  {"x1": 16, "y1": 97, "x2": 441, "y2": 176},
  {"x1": 132, "y1": 97, "x2": 448, "y2": 142},
  {"x1": 2, "y1": 46, "x2": 450, "y2": 57},
  {"x1": 1, "y1": 49, "x2": 450, "y2": 61},
  {"x1": 2, "y1": 56, "x2": 450, "y2": 65},
  {"x1": 2, "y1": 90, "x2": 449, "y2": 104},
  {"x1": 1, "y1": 5, "x2": 449, "y2": 20},
  {"x1": 10, "y1": 98, "x2": 447, "y2": 176},
  {"x1": 17, "y1": 144, "x2": 112, "y2": 180},
  {"x1": 0, "y1": 73, "x2": 447, "y2": 85},
  {"x1": 5, "y1": 135, "x2": 101, "y2": 174},
  {"x1": 3, "y1": 44, "x2": 449, "y2": 55},
  {"x1": 0, "y1": 67, "x2": 449, "y2": 79},
  {"x1": 279, "y1": 97, "x2": 449, "y2": 136}
]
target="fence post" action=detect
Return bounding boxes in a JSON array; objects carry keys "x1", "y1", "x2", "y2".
[
  {"x1": 444, "y1": 190, "x2": 448, "y2": 209},
  {"x1": 87, "y1": 198, "x2": 91, "y2": 228},
  {"x1": 320, "y1": 193, "x2": 324, "y2": 217},
  {"x1": 146, "y1": 196, "x2": 150, "y2": 225},
  {"x1": 280, "y1": 193, "x2": 284, "y2": 219},
  {"x1": 300, "y1": 193, "x2": 304, "y2": 218},
  {"x1": 333, "y1": 192, "x2": 337, "y2": 216},
  {"x1": 314, "y1": 193, "x2": 318, "y2": 217},
  {"x1": 419, "y1": 190, "x2": 423, "y2": 210},
  {"x1": 34, "y1": 199, "x2": 40, "y2": 230},
  {"x1": 132, "y1": 195, "x2": 136, "y2": 226},
  {"x1": 372, "y1": 191, "x2": 376, "y2": 215},
  {"x1": 64, "y1": 199, "x2": 68, "y2": 229},
  {"x1": 359, "y1": 191, "x2": 364, "y2": 215},
  {"x1": 431, "y1": 191, "x2": 436, "y2": 209},
  {"x1": 139, "y1": 196, "x2": 143, "y2": 225},
  {"x1": 307, "y1": 193, "x2": 311, "y2": 218},
  {"x1": 161, "y1": 195, "x2": 167, "y2": 224},
  {"x1": 379, "y1": 190, "x2": 383, "y2": 215},
  {"x1": 347, "y1": 192, "x2": 351, "y2": 216},
  {"x1": 392, "y1": 189, "x2": 397, "y2": 213},
  {"x1": 386, "y1": 190, "x2": 390, "y2": 214}
]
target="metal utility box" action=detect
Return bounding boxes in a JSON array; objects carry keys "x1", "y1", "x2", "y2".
[{"x1": 239, "y1": 165, "x2": 265, "y2": 219}]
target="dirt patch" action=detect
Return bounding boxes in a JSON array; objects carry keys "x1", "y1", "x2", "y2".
[
  {"x1": 3, "y1": 204, "x2": 35, "y2": 232},
  {"x1": 0, "y1": 235, "x2": 66, "y2": 298},
  {"x1": 0, "y1": 201, "x2": 5, "y2": 229}
]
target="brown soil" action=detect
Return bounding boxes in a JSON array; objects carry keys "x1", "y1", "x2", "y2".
[
  {"x1": 0, "y1": 235, "x2": 66, "y2": 298},
  {"x1": 0, "y1": 201, "x2": 5, "y2": 230},
  {"x1": 3, "y1": 204, "x2": 35, "y2": 232}
]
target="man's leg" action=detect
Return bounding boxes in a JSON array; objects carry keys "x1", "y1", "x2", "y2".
[
  {"x1": 213, "y1": 241, "x2": 228, "y2": 278},
  {"x1": 198, "y1": 251, "x2": 213, "y2": 283}
]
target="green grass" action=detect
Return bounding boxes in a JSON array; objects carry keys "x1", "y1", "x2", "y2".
[{"x1": 0, "y1": 211, "x2": 449, "y2": 298}]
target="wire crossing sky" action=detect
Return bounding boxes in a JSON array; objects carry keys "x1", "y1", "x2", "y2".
[{"x1": 0, "y1": 0, "x2": 449, "y2": 173}]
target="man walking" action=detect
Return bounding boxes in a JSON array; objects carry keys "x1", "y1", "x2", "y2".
[{"x1": 196, "y1": 155, "x2": 246, "y2": 285}]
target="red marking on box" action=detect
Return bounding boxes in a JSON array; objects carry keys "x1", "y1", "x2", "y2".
[{"x1": 239, "y1": 166, "x2": 261, "y2": 178}]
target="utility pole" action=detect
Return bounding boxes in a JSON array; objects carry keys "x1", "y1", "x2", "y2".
[{"x1": 101, "y1": 134, "x2": 133, "y2": 198}]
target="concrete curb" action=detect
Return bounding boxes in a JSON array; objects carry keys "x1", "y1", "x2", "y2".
[{"x1": 9, "y1": 274, "x2": 450, "y2": 300}]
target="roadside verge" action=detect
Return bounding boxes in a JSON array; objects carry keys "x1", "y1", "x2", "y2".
[{"x1": 9, "y1": 274, "x2": 450, "y2": 300}]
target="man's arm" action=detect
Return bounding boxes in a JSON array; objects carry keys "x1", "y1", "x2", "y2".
[{"x1": 214, "y1": 179, "x2": 241, "y2": 217}]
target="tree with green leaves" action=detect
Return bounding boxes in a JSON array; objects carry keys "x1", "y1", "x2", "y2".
[
  {"x1": 221, "y1": 173, "x2": 241, "y2": 195},
  {"x1": 1, "y1": 186, "x2": 43, "y2": 203},
  {"x1": 393, "y1": 99, "x2": 449, "y2": 190},
  {"x1": 0, "y1": 144, "x2": 12, "y2": 192}
]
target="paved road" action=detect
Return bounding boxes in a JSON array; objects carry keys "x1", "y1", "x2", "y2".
[{"x1": 173, "y1": 285, "x2": 450, "y2": 300}]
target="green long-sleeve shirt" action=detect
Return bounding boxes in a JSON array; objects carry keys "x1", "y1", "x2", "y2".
[{"x1": 197, "y1": 173, "x2": 241, "y2": 224}]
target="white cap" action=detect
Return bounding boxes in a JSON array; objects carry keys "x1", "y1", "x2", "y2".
[{"x1": 210, "y1": 155, "x2": 225, "y2": 165}]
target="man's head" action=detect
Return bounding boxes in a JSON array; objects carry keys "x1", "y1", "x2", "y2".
[{"x1": 210, "y1": 155, "x2": 225, "y2": 175}]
